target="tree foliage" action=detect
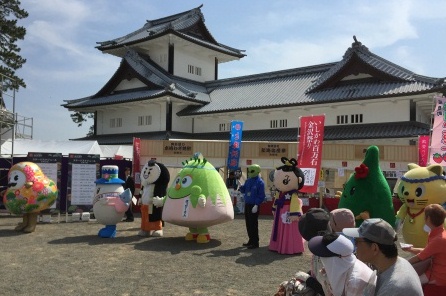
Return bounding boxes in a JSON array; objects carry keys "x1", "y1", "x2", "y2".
[
  {"x1": 0, "y1": 0, "x2": 28, "y2": 91},
  {"x1": 70, "y1": 111, "x2": 94, "y2": 136}
]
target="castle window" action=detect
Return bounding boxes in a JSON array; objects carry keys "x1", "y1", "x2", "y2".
[
  {"x1": 110, "y1": 118, "x2": 122, "y2": 128},
  {"x1": 271, "y1": 119, "x2": 287, "y2": 128},
  {"x1": 219, "y1": 123, "x2": 230, "y2": 131},
  {"x1": 188, "y1": 65, "x2": 202, "y2": 76},
  {"x1": 350, "y1": 114, "x2": 363, "y2": 123},
  {"x1": 337, "y1": 115, "x2": 348, "y2": 124},
  {"x1": 138, "y1": 115, "x2": 152, "y2": 126}
]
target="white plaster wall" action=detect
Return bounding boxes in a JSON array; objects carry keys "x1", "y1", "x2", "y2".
[
  {"x1": 114, "y1": 78, "x2": 146, "y2": 91},
  {"x1": 96, "y1": 103, "x2": 166, "y2": 135},
  {"x1": 416, "y1": 105, "x2": 430, "y2": 123},
  {"x1": 149, "y1": 46, "x2": 169, "y2": 71},
  {"x1": 171, "y1": 103, "x2": 193, "y2": 133},
  {"x1": 174, "y1": 49, "x2": 214, "y2": 82},
  {"x1": 192, "y1": 100, "x2": 412, "y2": 133}
]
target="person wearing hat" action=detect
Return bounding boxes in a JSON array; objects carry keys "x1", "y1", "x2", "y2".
[
  {"x1": 343, "y1": 218, "x2": 423, "y2": 295},
  {"x1": 308, "y1": 232, "x2": 376, "y2": 296},
  {"x1": 239, "y1": 164, "x2": 265, "y2": 249},
  {"x1": 296, "y1": 208, "x2": 332, "y2": 295},
  {"x1": 329, "y1": 208, "x2": 355, "y2": 233}
]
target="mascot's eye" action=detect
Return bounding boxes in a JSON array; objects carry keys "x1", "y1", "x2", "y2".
[
  {"x1": 415, "y1": 185, "x2": 425, "y2": 198},
  {"x1": 96, "y1": 187, "x2": 101, "y2": 194},
  {"x1": 349, "y1": 186, "x2": 356, "y2": 196},
  {"x1": 174, "y1": 177, "x2": 181, "y2": 185},
  {"x1": 14, "y1": 175, "x2": 19, "y2": 181},
  {"x1": 181, "y1": 176, "x2": 193, "y2": 187}
]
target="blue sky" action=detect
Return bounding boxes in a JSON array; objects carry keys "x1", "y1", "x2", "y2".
[{"x1": 9, "y1": 0, "x2": 446, "y2": 141}]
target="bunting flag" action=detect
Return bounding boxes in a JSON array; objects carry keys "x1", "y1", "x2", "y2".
[
  {"x1": 418, "y1": 135, "x2": 429, "y2": 167},
  {"x1": 132, "y1": 137, "x2": 141, "y2": 188},
  {"x1": 227, "y1": 121, "x2": 243, "y2": 171},
  {"x1": 297, "y1": 115, "x2": 325, "y2": 193},
  {"x1": 429, "y1": 96, "x2": 446, "y2": 165}
]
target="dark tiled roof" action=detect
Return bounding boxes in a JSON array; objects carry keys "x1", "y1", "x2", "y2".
[
  {"x1": 95, "y1": 5, "x2": 245, "y2": 58},
  {"x1": 62, "y1": 50, "x2": 210, "y2": 108},
  {"x1": 178, "y1": 40, "x2": 445, "y2": 116},
  {"x1": 64, "y1": 41, "x2": 445, "y2": 112},
  {"x1": 72, "y1": 121, "x2": 429, "y2": 145}
]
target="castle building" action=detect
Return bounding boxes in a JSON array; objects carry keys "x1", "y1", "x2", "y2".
[{"x1": 62, "y1": 5, "x2": 446, "y2": 193}]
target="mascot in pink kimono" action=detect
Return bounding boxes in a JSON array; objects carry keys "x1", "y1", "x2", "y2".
[{"x1": 269, "y1": 157, "x2": 305, "y2": 254}]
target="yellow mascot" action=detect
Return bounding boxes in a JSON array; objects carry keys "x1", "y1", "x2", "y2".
[{"x1": 396, "y1": 163, "x2": 446, "y2": 247}]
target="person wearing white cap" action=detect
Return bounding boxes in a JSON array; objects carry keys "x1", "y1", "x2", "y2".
[
  {"x1": 308, "y1": 233, "x2": 376, "y2": 296},
  {"x1": 343, "y1": 218, "x2": 423, "y2": 295}
]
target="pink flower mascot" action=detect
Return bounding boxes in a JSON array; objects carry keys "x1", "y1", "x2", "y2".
[
  {"x1": 3, "y1": 162, "x2": 58, "y2": 233},
  {"x1": 269, "y1": 157, "x2": 305, "y2": 254}
]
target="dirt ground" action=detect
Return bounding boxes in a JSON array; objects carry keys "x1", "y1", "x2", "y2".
[
  {"x1": 0, "y1": 210, "x2": 412, "y2": 296},
  {"x1": 0, "y1": 212, "x2": 314, "y2": 296}
]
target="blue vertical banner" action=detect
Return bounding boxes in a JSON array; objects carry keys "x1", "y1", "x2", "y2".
[{"x1": 227, "y1": 121, "x2": 244, "y2": 170}]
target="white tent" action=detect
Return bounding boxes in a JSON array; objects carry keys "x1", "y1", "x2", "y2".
[
  {"x1": 0, "y1": 139, "x2": 103, "y2": 157},
  {"x1": 100, "y1": 145, "x2": 133, "y2": 160}
]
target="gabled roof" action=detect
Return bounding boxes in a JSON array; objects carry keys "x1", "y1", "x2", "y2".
[
  {"x1": 72, "y1": 121, "x2": 429, "y2": 145},
  {"x1": 177, "y1": 38, "x2": 445, "y2": 116},
  {"x1": 95, "y1": 5, "x2": 245, "y2": 59},
  {"x1": 63, "y1": 39, "x2": 446, "y2": 113},
  {"x1": 62, "y1": 49, "x2": 210, "y2": 109},
  {"x1": 307, "y1": 37, "x2": 442, "y2": 93}
]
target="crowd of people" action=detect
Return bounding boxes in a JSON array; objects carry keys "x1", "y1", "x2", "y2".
[{"x1": 224, "y1": 163, "x2": 446, "y2": 296}]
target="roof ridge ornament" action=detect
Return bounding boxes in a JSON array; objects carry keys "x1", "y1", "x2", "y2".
[{"x1": 352, "y1": 35, "x2": 362, "y2": 47}]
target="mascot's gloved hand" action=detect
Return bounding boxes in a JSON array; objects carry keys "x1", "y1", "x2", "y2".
[
  {"x1": 335, "y1": 191, "x2": 342, "y2": 199},
  {"x1": 289, "y1": 215, "x2": 300, "y2": 222},
  {"x1": 355, "y1": 211, "x2": 370, "y2": 220},
  {"x1": 198, "y1": 196, "x2": 206, "y2": 208},
  {"x1": 252, "y1": 205, "x2": 258, "y2": 213},
  {"x1": 152, "y1": 196, "x2": 164, "y2": 208},
  {"x1": 295, "y1": 271, "x2": 310, "y2": 282},
  {"x1": 395, "y1": 218, "x2": 403, "y2": 231}
]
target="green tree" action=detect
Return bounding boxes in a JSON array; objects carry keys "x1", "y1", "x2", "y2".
[
  {"x1": 70, "y1": 112, "x2": 94, "y2": 136},
  {"x1": 0, "y1": 0, "x2": 28, "y2": 91}
]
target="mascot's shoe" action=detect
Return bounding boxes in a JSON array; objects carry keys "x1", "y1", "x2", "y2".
[
  {"x1": 247, "y1": 244, "x2": 259, "y2": 249},
  {"x1": 15, "y1": 213, "x2": 30, "y2": 231},
  {"x1": 196, "y1": 234, "x2": 211, "y2": 244},
  {"x1": 15, "y1": 222, "x2": 27, "y2": 231},
  {"x1": 185, "y1": 232, "x2": 198, "y2": 241},
  {"x1": 23, "y1": 213, "x2": 38, "y2": 233},
  {"x1": 138, "y1": 230, "x2": 150, "y2": 237},
  {"x1": 98, "y1": 225, "x2": 117, "y2": 238},
  {"x1": 150, "y1": 230, "x2": 163, "y2": 237}
]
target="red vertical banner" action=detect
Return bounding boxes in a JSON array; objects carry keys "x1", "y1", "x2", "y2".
[
  {"x1": 418, "y1": 135, "x2": 429, "y2": 167},
  {"x1": 429, "y1": 96, "x2": 446, "y2": 165},
  {"x1": 297, "y1": 115, "x2": 325, "y2": 193},
  {"x1": 133, "y1": 137, "x2": 141, "y2": 189}
]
